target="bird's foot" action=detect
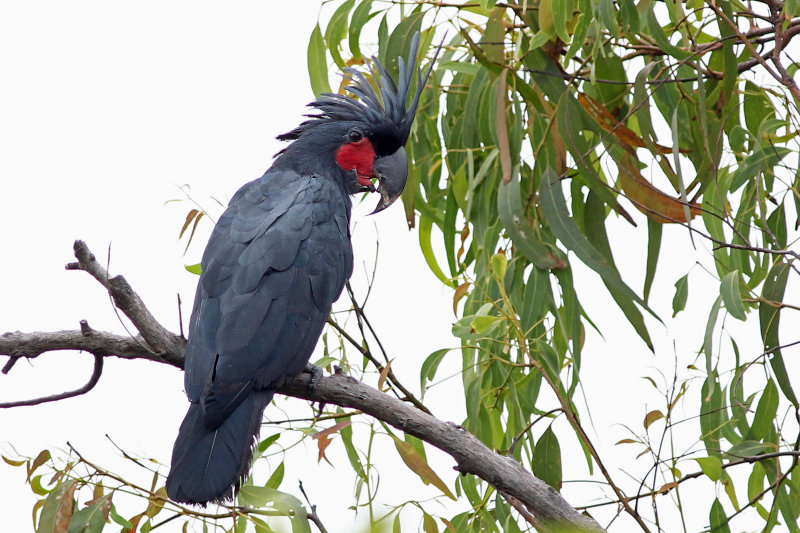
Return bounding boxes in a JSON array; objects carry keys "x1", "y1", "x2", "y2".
[{"x1": 303, "y1": 363, "x2": 323, "y2": 393}]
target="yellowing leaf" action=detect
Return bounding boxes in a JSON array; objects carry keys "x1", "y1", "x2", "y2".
[
  {"x1": 144, "y1": 487, "x2": 167, "y2": 519},
  {"x1": 392, "y1": 437, "x2": 455, "y2": 500},
  {"x1": 378, "y1": 359, "x2": 394, "y2": 390},
  {"x1": 643, "y1": 410, "x2": 664, "y2": 429},
  {"x1": 423, "y1": 513, "x2": 439, "y2": 533},
  {"x1": 2, "y1": 455, "x2": 26, "y2": 467}
]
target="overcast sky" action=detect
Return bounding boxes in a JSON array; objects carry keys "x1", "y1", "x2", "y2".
[{"x1": 0, "y1": 2, "x2": 790, "y2": 532}]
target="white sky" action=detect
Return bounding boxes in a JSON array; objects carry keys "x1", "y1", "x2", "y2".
[{"x1": 0, "y1": 2, "x2": 795, "y2": 532}]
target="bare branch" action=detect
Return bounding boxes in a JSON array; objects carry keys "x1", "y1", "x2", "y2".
[
  {"x1": 0, "y1": 328, "x2": 183, "y2": 368},
  {"x1": 0, "y1": 352, "x2": 103, "y2": 408},
  {"x1": 66, "y1": 239, "x2": 185, "y2": 362}
]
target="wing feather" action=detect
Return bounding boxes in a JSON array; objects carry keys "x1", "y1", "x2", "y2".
[{"x1": 183, "y1": 170, "x2": 352, "y2": 427}]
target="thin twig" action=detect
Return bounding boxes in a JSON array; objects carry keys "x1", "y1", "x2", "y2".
[{"x1": 0, "y1": 352, "x2": 103, "y2": 408}]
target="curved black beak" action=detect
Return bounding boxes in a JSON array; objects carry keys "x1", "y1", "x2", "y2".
[{"x1": 369, "y1": 146, "x2": 408, "y2": 214}]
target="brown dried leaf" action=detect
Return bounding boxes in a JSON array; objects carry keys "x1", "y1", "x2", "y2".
[
  {"x1": 312, "y1": 421, "x2": 352, "y2": 465},
  {"x1": 615, "y1": 438, "x2": 638, "y2": 445},
  {"x1": 578, "y1": 93, "x2": 677, "y2": 154},
  {"x1": 183, "y1": 211, "x2": 205, "y2": 253},
  {"x1": 179, "y1": 209, "x2": 199, "y2": 238},
  {"x1": 55, "y1": 481, "x2": 78, "y2": 533},
  {"x1": 495, "y1": 71, "x2": 512, "y2": 184},
  {"x1": 618, "y1": 151, "x2": 701, "y2": 224},
  {"x1": 657, "y1": 481, "x2": 679, "y2": 494},
  {"x1": 27, "y1": 449, "x2": 51, "y2": 482},
  {"x1": 452, "y1": 282, "x2": 470, "y2": 316}
]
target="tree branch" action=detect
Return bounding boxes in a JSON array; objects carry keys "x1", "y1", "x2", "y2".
[
  {"x1": 0, "y1": 351, "x2": 103, "y2": 408},
  {"x1": 1, "y1": 240, "x2": 604, "y2": 532},
  {"x1": 65, "y1": 240, "x2": 185, "y2": 364},
  {"x1": 279, "y1": 373, "x2": 603, "y2": 532}
]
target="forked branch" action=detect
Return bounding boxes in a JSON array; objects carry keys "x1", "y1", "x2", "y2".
[{"x1": 0, "y1": 240, "x2": 604, "y2": 532}]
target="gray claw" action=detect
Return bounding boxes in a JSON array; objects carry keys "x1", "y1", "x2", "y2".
[{"x1": 304, "y1": 363, "x2": 323, "y2": 393}]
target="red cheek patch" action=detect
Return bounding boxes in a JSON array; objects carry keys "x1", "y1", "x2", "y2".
[{"x1": 336, "y1": 138, "x2": 375, "y2": 186}]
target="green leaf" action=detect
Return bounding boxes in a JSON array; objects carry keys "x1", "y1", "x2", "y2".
[
  {"x1": 444, "y1": 186, "x2": 458, "y2": 277},
  {"x1": 420, "y1": 348, "x2": 451, "y2": 397},
  {"x1": 339, "y1": 417, "x2": 366, "y2": 481},
  {"x1": 672, "y1": 274, "x2": 688, "y2": 317},
  {"x1": 760, "y1": 261, "x2": 797, "y2": 406},
  {"x1": 67, "y1": 494, "x2": 111, "y2": 533},
  {"x1": 598, "y1": 0, "x2": 620, "y2": 37},
  {"x1": 266, "y1": 461, "x2": 285, "y2": 489},
  {"x1": 37, "y1": 480, "x2": 76, "y2": 533},
  {"x1": 539, "y1": 168, "x2": 656, "y2": 320},
  {"x1": 749, "y1": 380, "x2": 778, "y2": 441},
  {"x1": 520, "y1": 266, "x2": 550, "y2": 333},
  {"x1": 552, "y1": 0, "x2": 573, "y2": 44},
  {"x1": 583, "y1": 191, "x2": 653, "y2": 350},
  {"x1": 109, "y1": 503, "x2": 133, "y2": 529},
  {"x1": 481, "y1": 7, "x2": 505, "y2": 65},
  {"x1": 695, "y1": 456, "x2": 722, "y2": 482},
  {"x1": 531, "y1": 426, "x2": 562, "y2": 491},
  {"x1": 324, "y1": 0, "x2": 355, "y2": 68},
  {"x1": 238, "y1": 485, "x2": 312, "y2": 533},
  {"x1": 497, "y1": 170, "x2": 564, "y2": 269},
  {"x1": 419, "y1": 216, "x2": 455, "y2": 287},
  {"x1": 184, "y1": 263, "x2": 202, "y2": 275},
  {"x1": 720, "y1": 270, "x2": 746, "y2": 320},
  {"x1": 643, "y1": 218, "x2": 662, "y2": 302},
  {"x1": 726, "y1": 440, "x2": 771, "y2": 458},
  {"x1": 490, "y1": 252, "x2": 507, "y2": 280},
  {"x1": 308, "y1": 25, "x2": 331, "y2": 96},
  {"x1": 348, "y1": 0, "x2": 374, "y2": 61},
  {"x1": 709, "y1": 498, "x2": 731, "y2": 533},
  {"x1": 703, "y1": 296, "x2": 723, "y2": 373},
  {"x1": 766, "y1": 203, "x2": 787, "y2": 249},
  {"x1": 257, "y1": 433, "x2": 280, "y2": 454},
  {"x1": 471, "y1": 315, "x2": 502, "y2": 335},
  {"x1": 381, "y1": 11, "x2": 425, "y2": 78}
]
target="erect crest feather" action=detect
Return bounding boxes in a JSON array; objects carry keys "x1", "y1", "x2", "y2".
[{"x1": 277, "y1": 32, "x2": 441, "y2": 146}]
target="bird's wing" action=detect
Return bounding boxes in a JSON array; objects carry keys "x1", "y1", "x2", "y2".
[{"x1": 183, "y1": 170, "x2": 352, "y2": 428}]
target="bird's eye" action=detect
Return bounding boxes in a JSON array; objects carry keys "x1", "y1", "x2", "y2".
[{"x1": 347, "y1": 129, "x2": 363, "y2": 142}]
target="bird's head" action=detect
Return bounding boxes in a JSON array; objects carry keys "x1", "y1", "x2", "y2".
[{"x1": 277, "y1": 33, "x2": 438, "y2": 213}]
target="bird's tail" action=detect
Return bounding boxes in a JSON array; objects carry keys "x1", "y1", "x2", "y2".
[{"x1": 166, "y1": 389, "x2": 272, "y2": 505}]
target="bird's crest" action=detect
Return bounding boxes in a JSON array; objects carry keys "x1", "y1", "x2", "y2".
[{"x1": 278, "y1": 32, "x2": 440, "y2": 145}]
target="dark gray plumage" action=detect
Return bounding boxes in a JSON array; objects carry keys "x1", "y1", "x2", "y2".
[{"x1": 166, "y1": 33, "x2": 439, "y2": 505}]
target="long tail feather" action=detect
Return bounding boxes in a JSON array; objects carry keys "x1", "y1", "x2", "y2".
[{"x1": 166, "y1": 390, "x2": 272, "y2": 505}]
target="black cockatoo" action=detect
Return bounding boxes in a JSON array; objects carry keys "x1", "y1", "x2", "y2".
[{"x1": 166, "y1": 34, "x2": 437, "y2": 505}]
